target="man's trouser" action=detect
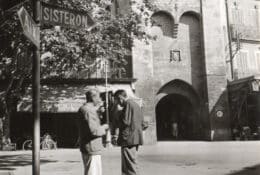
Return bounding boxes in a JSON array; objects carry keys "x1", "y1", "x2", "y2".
[
  {"x1": 81, "y1": 153, "x2": 102, "y2": 175},
  {"x1": 121, "y1": 145, "x2": 139, "y2": 175}
]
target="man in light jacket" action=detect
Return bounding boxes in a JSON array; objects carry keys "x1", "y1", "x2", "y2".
[{"x1": 77, "y1": 89, "x2": 108, "y2": 175}]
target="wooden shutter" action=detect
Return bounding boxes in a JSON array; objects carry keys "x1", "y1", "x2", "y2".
[
  {"x1": 256, "y1": 52, "x2": 260, "y2": 73},
  {"x1": 237, "y1": 50, "x2": 249, "y2": 77}
]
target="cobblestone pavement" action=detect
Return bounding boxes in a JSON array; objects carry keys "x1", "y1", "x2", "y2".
[{"x1": 1, "y1": 141, "x2": 260, "y2": 175}]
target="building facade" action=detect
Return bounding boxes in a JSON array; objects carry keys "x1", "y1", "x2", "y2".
[
  {"x1": 228, "y1": 0, "x2": 260, "y2": 79},
  {"x1": 227, "y1": 0, "x2": 260, "y2": 140},
  {"x1": 129, "y1": 0, "x2": 233, "y2": 143},
  {"x1": 12, "y1": 0, "x2": 260, "y2": 147}
]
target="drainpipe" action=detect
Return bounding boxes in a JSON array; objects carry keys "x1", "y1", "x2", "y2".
[{"x1": 225, "y1": 0, "x2": 234, "y2": 80}]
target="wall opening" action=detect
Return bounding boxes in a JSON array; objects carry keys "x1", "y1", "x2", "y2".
[
  {"x1": 151, "y1": 11, "x2": 174, "y2": 38},
  {"x1": 10, "y1": 112, "x2": 79, "y2": 149},
  {"x1": 156, "y1": 94, "x2": 195, "y2": 140},
  {"x1": 155, "y1": 79, "x2": 205, "y2": 141},
  {"x1": 179, "y1": 12, "x2": 207, "y2": 101}
]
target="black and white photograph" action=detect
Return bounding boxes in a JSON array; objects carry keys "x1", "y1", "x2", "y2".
[{"x1": 0, "y1": 0, "x2": 260, "y2": 175}]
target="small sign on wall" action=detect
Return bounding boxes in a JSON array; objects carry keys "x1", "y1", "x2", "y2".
[
  {"x1": 170, "y1": 50, "x2": 181, "y2": 62},
  {"x1": 215, "y1": 106, "x2": 225, "y2": 118}
]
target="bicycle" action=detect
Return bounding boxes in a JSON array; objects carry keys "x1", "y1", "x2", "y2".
[{"x1": 22, "y1": 133, "x2": 57, "y2": 150}]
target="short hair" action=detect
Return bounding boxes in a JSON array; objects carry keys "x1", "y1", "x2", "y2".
[
  {"x1": 114, "y1": 89, "x2": 127, "y2": 98},
  {"x1": 85, "y1": 89, "x2": 99, "y2": 102}
]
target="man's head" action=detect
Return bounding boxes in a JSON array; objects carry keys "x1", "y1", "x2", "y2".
[
  {"x1": 85, "y1": 89, "x2": 101, "y2": 106},
  {"x1": 114, "y1": 89, "x2": 127, "y2": 105}
]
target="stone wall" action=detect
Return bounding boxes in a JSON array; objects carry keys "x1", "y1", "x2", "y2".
[
  {"x1": 201, "y1": 0, "x2": 231, "y2": 140},
  {"x1": 125, "y1": 0, "x2": 232, "y2": 142}
]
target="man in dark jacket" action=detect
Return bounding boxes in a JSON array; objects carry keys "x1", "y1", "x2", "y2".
[
  {"x1": 78, "y1": 89, "x2": 108, "y2": 175},
  {"x1": 114, "y1": 89, "x2": 147, "y2": 175}
]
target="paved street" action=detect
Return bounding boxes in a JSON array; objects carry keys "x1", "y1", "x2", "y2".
[{"x1": 1, "y1": 141, "x2": 260, "y2": 175}]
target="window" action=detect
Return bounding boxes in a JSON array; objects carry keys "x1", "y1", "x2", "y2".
[
  {"x1": 255, "y1": 51, "x2": 260, "y2": 73},
  {"x1": 234, "y1": 50, "x2": 249, "y2": 77},
  {"x1": 108, "y1": 55, "x2": 133, "y2": 79},
  {"x1": 231, "y1": 8, "x2": 244, "y2": 25},
  {"x1": 230, "y1": 7, "x2": 260, "y2": 40}
]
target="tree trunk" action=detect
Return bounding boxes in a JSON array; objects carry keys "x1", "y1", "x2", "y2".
[
  {"x1": 0, "y1": 98, "x2": 11, "y2": 148},
  {"x1": 0, "y1": 76, "x2": 24, "y2": 148}
]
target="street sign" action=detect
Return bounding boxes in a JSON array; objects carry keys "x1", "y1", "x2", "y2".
[
  {"x1": 17, "y1": 6, "x2": 40, "y2": 47},
  {"x1": 41, "y1": 2, "x2": 95, "y2": 29}
]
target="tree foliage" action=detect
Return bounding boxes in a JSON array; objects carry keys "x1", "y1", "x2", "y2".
[
  {"x1": 40, "y1": 0, "x2": 153, "y2": 78},
  {"x1": 1, "y1": 0, "x2": 153, "y2": 80},
  {"x1": 0, "y1": 0, "x2": 153, "y2": 143}
]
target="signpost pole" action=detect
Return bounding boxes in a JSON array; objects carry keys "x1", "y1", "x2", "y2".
[
  {"x1": 105, "y1": 59, "x2": 111, "y2": 147},
  {"x1": 32, "y1": 0, "x2": 41, "y2": 175}
]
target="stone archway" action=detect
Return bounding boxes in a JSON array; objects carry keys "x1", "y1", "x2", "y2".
[
  {"x1": 155, "y1": 79, "x2": 203, "y2": 141},
  {"x1": 151, "y1": 11, "x2": 175, "y2": 38}
]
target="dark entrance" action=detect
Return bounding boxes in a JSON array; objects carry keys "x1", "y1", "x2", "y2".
[
  {"x1": 156, "y1": 94, "x2": 195, "y2": 140},
  {"x1": 155, "y1": 79, "x2": 204, "y2": 141},
  {"x1": 10, "y1": 112, "x2": 78, "y2": 149}
]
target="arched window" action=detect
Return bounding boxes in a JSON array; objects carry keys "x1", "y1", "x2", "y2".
[{"x1": 151, "y1": 11, "x2": 174, "y2": 38}]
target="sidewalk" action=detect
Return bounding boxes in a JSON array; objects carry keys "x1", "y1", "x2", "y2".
[{"x1": 1, "y1": 141, "x2": 260, "y2": 175}]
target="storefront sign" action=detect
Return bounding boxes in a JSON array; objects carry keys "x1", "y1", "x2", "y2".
[
  {"x1": 56, "y1": 102, "x2": 84, "y2": 112},
  {"x1": 41, "y1": 2, "x2": 95, "y2": 29}
]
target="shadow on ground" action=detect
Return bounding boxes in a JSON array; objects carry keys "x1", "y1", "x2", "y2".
[
  {"x1": 227, "y1": 164, "x2": 260, "y2": 175},
  {"x1": 0, "y1": 154, "x2": 57, "y2": 171}
]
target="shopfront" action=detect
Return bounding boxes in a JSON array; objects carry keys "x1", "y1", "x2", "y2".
[
  {"x1": 228, "y1": 76, "x2": 260, "y2": 140},
  {"x1": 12, "y1": 79, "x2": 141, "y2": 149}
]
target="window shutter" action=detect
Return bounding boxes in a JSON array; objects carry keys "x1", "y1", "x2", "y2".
[
  {"x1": 231, "y1": 8, "x2": 241, "y2": 25},
  {"x1": 237, "y1": 50, "x2": 249, "y2": 77},
  {"x1": 256, "y1": 52, "x2": 260, "y2": 73}
]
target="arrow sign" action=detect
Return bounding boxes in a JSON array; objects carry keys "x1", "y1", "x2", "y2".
[
  {"x1": 41, "y1": 2, "x2": 95, "y2": 29},
  {"x1": 17, "y1": 6, "x2": 40, "y2": 47}
]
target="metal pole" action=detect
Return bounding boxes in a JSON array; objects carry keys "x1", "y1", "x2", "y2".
[
  {"x1": 105, "y1": 59, "x2": 111, "y2": 146},
  {"x1": 225, "y1": 0, "x2": 234, "y2": 79},
  {"x1": 32, "y1": 0, "x2": 41, "y2": 175}
]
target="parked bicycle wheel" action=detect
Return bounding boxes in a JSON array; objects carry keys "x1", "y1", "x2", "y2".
[
  {"x1": 41, "y1": 140, "x2": 57, "y2": 150},
  {"x1": 22, "y1": 140, "x2": 32, "y2": 150}
]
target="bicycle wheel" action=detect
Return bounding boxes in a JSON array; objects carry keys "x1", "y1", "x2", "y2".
[
  {"x1": 22, "y1": 140, "x2": 32, "y2": 150},
  {"x1": 41, "y1": 140, "x2": 57, "y2": 150}
]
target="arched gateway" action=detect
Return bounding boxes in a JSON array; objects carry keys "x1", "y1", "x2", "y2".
[{"x1": 155, "y1": 79, "x2": 204, "y2": 141}]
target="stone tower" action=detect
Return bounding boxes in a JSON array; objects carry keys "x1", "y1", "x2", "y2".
[{"x1": 117, "y1": 0, "x2": 232, "y2": 143}]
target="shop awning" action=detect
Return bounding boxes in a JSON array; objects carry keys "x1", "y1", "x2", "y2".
[{"x1": 17, "y1": 83, "x2": 142, "y2": 113}]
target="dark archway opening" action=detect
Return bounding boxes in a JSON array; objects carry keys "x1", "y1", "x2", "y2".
[{"x1": 156, "y1": 94, "x2": 196, "y2": 141}]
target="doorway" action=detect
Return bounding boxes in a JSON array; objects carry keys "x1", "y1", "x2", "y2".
[
  {"x1": 155, "y1": 79, "x2": 204, "y2": 141},
  {"x1": 156, "y1": 94, "x2": 195, "y2": 140}
]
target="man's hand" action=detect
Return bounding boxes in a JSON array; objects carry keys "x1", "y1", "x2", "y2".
[
  {"x1": 117, "y1": 104, "x2": 123, "y2": 111},
  {"x1": 99, "y1": 106, "x2": 105, "y2": 113},
  {"x1": 102, "y1": 124, "x2": 109, "y2": 131},
  {"x1": 142, "y1": 121, "x2": 149, "y2": 130}
]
